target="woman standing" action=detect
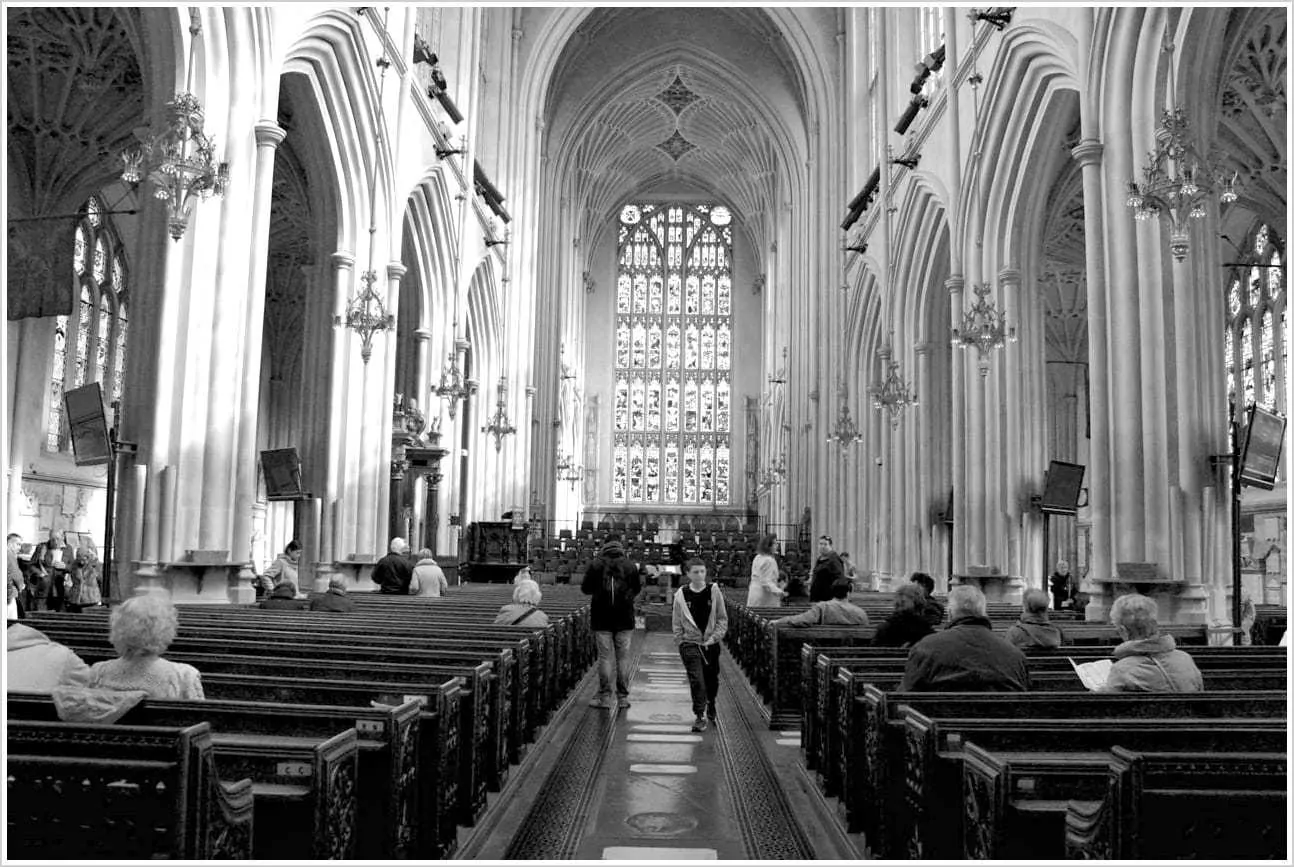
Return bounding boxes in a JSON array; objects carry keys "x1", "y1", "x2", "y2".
[
  {"x1": 746, "y1": 534, "x2": 786, "y2": 607},
  {"x1": 65, "y1": 546, "x2": 103, "y2": 613}
]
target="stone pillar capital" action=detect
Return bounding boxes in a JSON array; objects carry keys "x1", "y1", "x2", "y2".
[
  {"x1": 997, "y1": 268, "x2": 1022, "y2": 287},
  {"x1": 331, "y1": 251, "x2": 356, "y2": 270},
  {"x1": 945, "y1": 274, "x2": 965, "y2": 294},
  {"x1": 386, "y1": 262, "x2": 408, "y2": 281},
  {"x1": 414, "y1": 328, "x2": 433, "y2": 342},
  {"x1": 1071, "y1": 139, "x2": 1104, "y2": 168},
  {"x1": 914, "y1": 342, "x2": 934, "y2": 356},
  {"x1": 254, "y1": 121, "x2": 287, "y2": 148}
]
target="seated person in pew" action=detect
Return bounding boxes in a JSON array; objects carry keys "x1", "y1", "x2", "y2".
[
  {"x1": 6, "y1": 620, "x2": 92, "y2": 691},
  {"x1": 1101, "y1": 593, "x2": 1203, "y2": 693},
  {"x1": 87, "y1": 591, "x2": 204, "y2": 700},
  {"x1": 261, "y1": 580, "x2": 309, "y2": 610},
  {"x1": 495, "y1": 579, "x2": 550, "y2": 627},
  {"x1": 309, "y1": 576, "x2": 357, "y2": 612},
  {"x1": 899, "y1": 584, "x2": 1029, "y2": 692},
  {"x1": 410, "y1": 548, "x2": 449, "y2": 597},
  {"x1": 771, "y1": 578, "x2": 870, "y2": 627},
  {"x1": 1005, "y1": 589, "x2": 1067, "y2": 649},
  {"x1": 871, "y1": 584, "x2": 934, "y2": 648},
  {"x1": 373, "y1": 537, "x2": 415, "y2": 595},
  {"x1": 910, "y1": 572, "x2": 945, "y2": 628}
]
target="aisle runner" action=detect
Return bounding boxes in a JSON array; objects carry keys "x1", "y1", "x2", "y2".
[
  {"x1": 713, "y1": 650, "x2": 816, "y2": 859},
  {"x1": 502, "y1": 636, "x2": 646, "y2": 860}
]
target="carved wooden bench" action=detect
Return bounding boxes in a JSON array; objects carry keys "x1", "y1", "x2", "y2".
[{"x1": 6, "y1": 720, "x2": 254, "y2": 859}]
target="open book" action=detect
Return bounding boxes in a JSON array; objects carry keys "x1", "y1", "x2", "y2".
[{"x1": 1069, "y1": 657, "x2": 1113, "y2": 692}]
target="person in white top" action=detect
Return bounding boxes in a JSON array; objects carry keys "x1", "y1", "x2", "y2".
[
  {"x1": 409, "y1": 548, "x2": 449, "y2": 597},
  {"x1": 746, "y1": 533, "x2": 786, "y2": 607},
  {"x1": 87, "y1": 591, "x2": 204, "y2": 700}
]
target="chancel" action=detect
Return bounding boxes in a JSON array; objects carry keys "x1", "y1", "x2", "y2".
[{"x1": 5, "y1": 4, "x2": 1287, "y2": 862}]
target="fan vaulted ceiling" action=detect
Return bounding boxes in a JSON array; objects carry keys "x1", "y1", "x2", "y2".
[{"x1": 541, "y1": 7, "x2": 814, "y2": 247}]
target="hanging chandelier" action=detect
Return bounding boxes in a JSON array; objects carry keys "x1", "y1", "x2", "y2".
[
  {"x1": 120, "y1": 13, "x2": 228, "y2": 241},
  {"x1": 436, "y1": 336, "x2": 477, "y2": 419},
  {"x1": 871, "y1": 361, "x2": 919, "y2": 428},
  {"x1": 825, "y1": 397, "x2": 864, "y2": 449},
  {"x1": 755, "y1": 452, "x2": 787, "y2": 492},
  {"x1": 556, "y1": 452, "x2": 584, "y2": 489},
  {"x1": 1126, "y1": 106, "x2": 1238, "y2": 261},
  {"x1": 336, "y1": 269, "x2": 395, "y2": 364},
  {"x1": 952, "y1": 282, "x2": 1016, "y2": 376},
  {"x1": 480, "y1": 376, "x2": 516, "y2": 451}
]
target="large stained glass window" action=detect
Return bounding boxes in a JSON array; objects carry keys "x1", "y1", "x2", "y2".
[
  {"x1": 612, "y1": 202, "x2": 733, "y2": 504},
  {"x1": 1225, "y1": 223, "x2": 1286, "y2": 417},
  {"x1": 46, "y1": 195, "x2": 130, "y2": 452}
]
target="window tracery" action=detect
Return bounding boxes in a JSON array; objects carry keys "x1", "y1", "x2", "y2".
[
  {"x1": 48, "y1": 195, "x2": 129, "y2": 452},
  {"x1": 612, "y1": 202, "x2": 733, "y2": 503},
  {"x1": 1224, "y1": 223, "x2": 1286, "y2": 416}
]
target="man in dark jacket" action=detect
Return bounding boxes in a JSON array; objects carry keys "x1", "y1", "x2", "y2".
[
  {"x1": 310, "y1": 576, "x2": 357, "y2": 612},
  {"x1": 809, "y1": 535, "x2": 844, "y2": 602},
  {"x1": 1005, "y1": 589, "x2": 1065, "y2": 649},
  {"x1": 899, "y1": 584, "x2": 1029, "y2": 692},
  {"x1": 261, "y1": 581, "x2": 309, "y2": 610},
  {"x1": 372, "y1": 537, "x2": 414, "y2": 595},
  {"x1": 582, "y1": 536, "x2": 649, "y2": 709},
  {"x1": 910, "y1": 572, "x2": 945, "y2": 628}
]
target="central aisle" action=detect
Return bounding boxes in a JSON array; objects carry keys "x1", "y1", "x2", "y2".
[{"x1": 466, "y1": 629, "x2": 858, "y2": 860}]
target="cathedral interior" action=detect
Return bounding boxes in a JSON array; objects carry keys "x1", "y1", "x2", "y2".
[{"x1": 3, "y1": 5, "x2": 1290, "y2": 863}]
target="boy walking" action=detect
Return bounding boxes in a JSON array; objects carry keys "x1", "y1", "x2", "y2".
[{"x1": 672, "y1": 558, "x2": 728, "y2": 732}]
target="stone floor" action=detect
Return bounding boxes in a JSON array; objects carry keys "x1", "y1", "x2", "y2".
[{"x1": 459, "y1": 629, "x2": 862, "y2": 861}]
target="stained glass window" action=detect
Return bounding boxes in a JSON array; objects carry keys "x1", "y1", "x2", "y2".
[
  {"x1": 1260, "y1": 310, "x2": 1276, "y2": 409},
  {"x1": 1224, "y1": 224, "x2": 1286, "y2": 423},
  {"x1": 74, "y1": 286, "x2": 91, "y2": 389},
  {"x1": 47, "y1": 316, "x2": 68, "y2": 452},
  {"x1": 612, "y1": 202, "x2": 734, "y2": 503},
  {"x1": 47, "y1": 195, "x2": 130, "y2": 452}
]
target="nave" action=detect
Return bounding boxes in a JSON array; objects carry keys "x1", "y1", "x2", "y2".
[{"x1": 463, "y1": 629, "x2": 851, "y2": 861}]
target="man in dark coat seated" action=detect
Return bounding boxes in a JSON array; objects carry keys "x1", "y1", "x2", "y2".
[
  {"x1": 260, "y1": 581, "x2": 309, "y2": 610},
  {"x1": 1005, "y1": 589, "x2": 1066, "y2": 649},
  {"x1": 310, "y1": 576, "x2": 357, "y2": 612},
  {"x1": 372, "y1": 537, "x2": 414, "y2": 595},
  {"x1": 899, "y1": 584, "x2": 1029, "y2": 692},
  {"x1": 808, "y1": 535, "x2": 844, "y2": 602}
]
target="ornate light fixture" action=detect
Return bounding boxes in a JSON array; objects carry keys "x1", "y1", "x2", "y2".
[
  {"x1": 436, "y1": 336, "x2": 477, "y2": 419},
  {"x1": 338, "y1": 269, "x2": 395, "y2": 364},
  {"x1": 952, "y1": 282, "x2": 1017, "y2": 376},
  {"x1": 120, "y1": 11, "x2": 228, "y2": 241},
  {"x1": 557, "y1": 451, "x2": 584, "y2": 489},
  {"x1": 871, "y1": 360, "x2": 919, "y2": 428},
  {"x1": 1126, "y1": 105, "x2": 1239, "y2": 261},
  {"x1": 481, "y1": 376, "x2": 516, "y2": 451},
  {"x1": 333, "y1": 8, "x2": 397, "y2": 363},
  {"x1": 826, "y1": 383, "x2": 865, "y2": 449},
  {"x1": 755, "y1": 452, "x2": 787, "y2": 493}
]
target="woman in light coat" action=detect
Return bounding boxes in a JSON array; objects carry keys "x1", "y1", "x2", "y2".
[
  {"x1": 409, "y1": 548, "x2": 449, "y2": 597},
  {"x1": 745, "y1": 533, "x2": 785, "y2": 607}
]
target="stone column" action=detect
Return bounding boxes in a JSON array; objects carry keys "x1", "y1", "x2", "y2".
[
  {"x1": 1072, "y1": 139, "x2": 1112, "y2": 621},
  {"x1": 228, "y1": 120, "x2": 286, "y2": 604},
  {"x1": 371, "y1": 261, "x2": 407, "y2": 556},
  {"x1": 999, "y1": 268, "x2": 1023, "y2": 577},
  {"x1": 946, "y1": 276, "x2": 967, "y2": 574},
  {"x1": 321, "y1": 252, "x2": 355, "y2": 566},
  {"x1": 915, "y1": 341, "x2": 933, "y2": 574}
]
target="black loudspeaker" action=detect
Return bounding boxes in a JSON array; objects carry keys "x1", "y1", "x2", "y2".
[
  {"x1": 261, "y1": 448, "x2": 305, "y2": 500},
  {"x1": 64, "y1": 382, "x2": 111, "y2": 466},
  {"x1": 1240, "y1": 404, "x2": 1287, "y2": 491},
  {"x1": 1040, "y1": 460, "x2": 1085, "y2": 514}
]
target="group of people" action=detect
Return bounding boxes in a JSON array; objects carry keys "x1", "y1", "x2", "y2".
[
  {"x1": 9, "y1": 589, "x2": 205, "y2": 719},
  {"x1": 7, "y1": 532, "x2": 103, "y2": 618}
]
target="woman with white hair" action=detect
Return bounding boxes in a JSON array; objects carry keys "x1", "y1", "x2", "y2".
[
  {"x1": 1102, "y1": 593, "x2": 1203, "y2": 692},
  {"x1": 494, "y1": 579, "x2": 550, "y2": 627},
  {"x1": 86, "y1": 591, "x2": 204, "y2": 699}
]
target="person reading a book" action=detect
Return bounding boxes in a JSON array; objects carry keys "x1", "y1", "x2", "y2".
[
  {"x1": 1101, "y1": 593, "x2": 1203, "y2": 692},
  {"x1": 1005, "y1": 589, "x2": 1066, "y2": 649}
]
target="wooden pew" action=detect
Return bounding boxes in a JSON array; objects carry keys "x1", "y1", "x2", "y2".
[
  {"x1": 1066, "y1": 747, "x2": 1288, "y2": 860},
  {"x1": 7, "y1": 720, "x2": 255, "y2": 859},
  {"x1": 902, "y1": 712, "x2": 1288, "y2": 860},
  {"x1": 844, "y1": 687, "x2": 1287, "y2": 857},
  {"x1": 7, "y1": 692, "x2": 421, "y2": 860}
]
